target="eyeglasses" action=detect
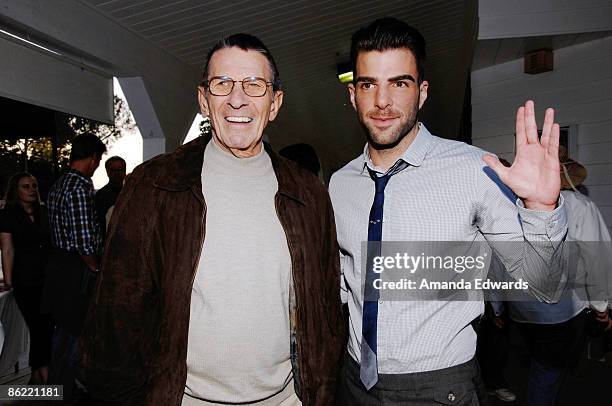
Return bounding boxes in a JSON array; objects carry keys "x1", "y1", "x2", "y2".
[{"x1": 202, "y1": 76, "x2": 273, "y2": 97}]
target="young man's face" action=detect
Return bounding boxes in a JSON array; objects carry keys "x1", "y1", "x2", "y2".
[
  {"x1": 349, "y1": 48, "x2": 428, "y2": 150},
  {"x1": 198, "y1": 47, "x2": 283, "y2": 158}
]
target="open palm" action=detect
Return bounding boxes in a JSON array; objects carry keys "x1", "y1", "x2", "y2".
[{"x1": 483, "y1": 100, "x2": 560, "y2": 211}]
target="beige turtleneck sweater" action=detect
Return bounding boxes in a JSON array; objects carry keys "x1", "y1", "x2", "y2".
[{"x1": 183, "y1": 139, "x2": 295, "y2": 405}]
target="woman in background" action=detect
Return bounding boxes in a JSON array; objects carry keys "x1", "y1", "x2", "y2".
[{"x1": 0, "y1": 172, "x2": 53, "y2": 384}]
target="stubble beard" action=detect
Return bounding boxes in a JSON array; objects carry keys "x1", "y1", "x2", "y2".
[{"x1": 357, "y1": 101, "x2": 420, "y2": 151}]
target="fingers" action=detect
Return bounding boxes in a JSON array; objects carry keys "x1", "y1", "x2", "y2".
[
  {"x1": 516, "y1": 100, "x2": 560, "y2": 156},
  {"x1": 524, "y1": 100, "x2": 539, "y2": 144},
  {"x1": 540, "y1": 108, "x2": 555, "y2": 148},
  {"x1": 515, "y1": 106, "x2": 526, "y2": 148},
  {"x1": 548, "y1": 123, "x2": 560, "y2": 157},
  {"x1": 482, "y1": 154, "x2": 509, "y2": 180}
]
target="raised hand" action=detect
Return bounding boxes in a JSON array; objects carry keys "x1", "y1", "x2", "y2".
[{"x1": 483, "y1": 100, "x2": 560, "y2": 212}]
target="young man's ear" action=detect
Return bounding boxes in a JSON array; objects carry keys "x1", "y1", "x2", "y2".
[
  {"x1": 197, "y1": 85, "x2": 209, "y2": 117},
  {"x1": 418, "y1": 80, "x2": 429, "y2": 110},
  {"x1": 348, "y1": 83, "x2": 357, "y2": 111}
]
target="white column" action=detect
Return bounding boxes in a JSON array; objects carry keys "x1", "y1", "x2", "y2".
[{"x1": 117, "y1": 77, "x2": 166, "y2": 160}]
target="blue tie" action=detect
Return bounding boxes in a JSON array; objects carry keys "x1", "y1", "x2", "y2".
[{"x1": 360, "y1": 161, "x2": 408, "y2": 390}]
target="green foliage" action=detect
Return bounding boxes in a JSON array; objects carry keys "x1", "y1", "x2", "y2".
[
  {"x1": 0, "y1": 95, "x2": 135, "y2": 196},
  {"x1": 60, "y1": 95, "x2": 134, "y2": 145},
  {"x1": 199, "y1": 116, "x2": 211, "y2": 137},
  {"x1": 1, "y1": 95, "x2": 134, "y2": 170}
]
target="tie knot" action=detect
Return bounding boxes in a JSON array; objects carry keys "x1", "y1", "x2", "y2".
[
  {"x1": 371, "y1": 173, "x2": 391, "y2": 192},
  {"x1": 366, "y1": 160, "x2": 409, "y2": 192}
]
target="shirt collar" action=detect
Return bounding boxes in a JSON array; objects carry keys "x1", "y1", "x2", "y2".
[
  {"x1": 67, "y1": 168, "x2": 93, "y2": 185},
  {"x1": 361, "y1": 123, "x2": 435, "y2": 175}
]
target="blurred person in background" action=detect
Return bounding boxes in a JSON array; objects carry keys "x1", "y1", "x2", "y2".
[
  {"x1": 0, "y1": 172, "x2": 53, "y2": 384},
  {"x1": 476, "y1": 158, "x2": 517, "y2": 403},
  {"x1": 279, "y1": 143, "x2": 322, "y2": 179},
  {"x1": 490, "y1": 147, "x2": 612, "y2": 406},
  {"x1": 43, "y1": 133, "x2": 106, "y2": 401},
  {"x1": 95, "y1": 156, "x2": 126, "y2": 238}
]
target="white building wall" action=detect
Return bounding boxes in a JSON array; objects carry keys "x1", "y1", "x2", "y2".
[
  {"x1": 471, "y1": 36, "x2": 612, "y2": 234},
  {"x1": 0, "y1": 0, "x2": 200, "y2": 154},
  {"x1": 478, "y1": 0, "x2": 612, "y2": 39}
]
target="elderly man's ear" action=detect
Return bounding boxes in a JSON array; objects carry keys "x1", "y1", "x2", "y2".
[
  {"x1": 267, "y1": 90, "x2": 284, "y2": 122},
  {"x1": 198, "y1": 86, "x2": 210, "y2": 117}
]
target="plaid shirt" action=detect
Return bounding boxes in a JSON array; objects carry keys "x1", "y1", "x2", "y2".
[{"x1": 47, "y1": 169, "x2": 101, "y2": 256}]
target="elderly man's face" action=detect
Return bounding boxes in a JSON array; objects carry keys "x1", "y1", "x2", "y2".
[{"x1": 198, "y1": 47, "x2": 283, "y2": 158}]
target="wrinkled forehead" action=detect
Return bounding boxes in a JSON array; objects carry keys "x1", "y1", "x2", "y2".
[{"x1": 207, "y1": 47, "x2": 273, "y2": 80}]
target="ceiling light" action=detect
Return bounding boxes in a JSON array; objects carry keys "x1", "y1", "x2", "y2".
[
  {"x1": 338, "y1": 71, "x2": 353, "y2": 84},
  {"x1": 337, "y1": 61, "x2": 353, "y2": 84}
]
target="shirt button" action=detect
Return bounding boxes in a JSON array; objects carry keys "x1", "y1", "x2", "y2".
[
  {"x1": 448, "y1": 392, "x2": 456, "y2": 402},
  {"x1": 378, "y1": 300, "x2": 384, "y2": 304}
]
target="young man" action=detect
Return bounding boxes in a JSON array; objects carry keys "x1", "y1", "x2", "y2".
[
  {"x1": 329, "y1": 18, "x2": 568, "y2": 405},
  {"x1": 78, "y1": 34, "x2": 345, "y2": 405}
]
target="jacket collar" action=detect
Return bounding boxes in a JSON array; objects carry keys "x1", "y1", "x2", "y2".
[{"x1": 153, "y1": 135, "x2": 305, "y2": 205}]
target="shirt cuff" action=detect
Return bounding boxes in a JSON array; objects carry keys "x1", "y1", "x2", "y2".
[
  {"x1": 77, "y1": 246, "x2": 97, "y2": 256},
  {"x1": 591, "y1": 301, "x2": 608, "y2": 313},
  {"x1": 515, "y1": 194, "x2": 567, "y2": 240}
]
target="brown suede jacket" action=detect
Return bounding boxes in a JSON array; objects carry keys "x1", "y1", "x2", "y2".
[{"x1": 78, "y1": 136, "x2": 346, "y2": 405}]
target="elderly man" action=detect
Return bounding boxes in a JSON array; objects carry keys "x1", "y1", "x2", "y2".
[
  {"x1": 79, "y1": 34, "x2": 345, "y2": 405},
  {"x1": 329, "y1": 18, "x2": 568, "y2": 405}
]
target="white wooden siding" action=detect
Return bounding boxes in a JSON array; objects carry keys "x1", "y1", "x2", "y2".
[{"x1": 472, "y1": 36, "x2": 612, "y2": 234}]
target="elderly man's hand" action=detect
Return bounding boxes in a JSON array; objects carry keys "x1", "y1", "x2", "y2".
[
  {"x1": 483, "y1": 100, "x2": 561, "y2": 212},
  {"x1": 594, "y1": 309, "x2": 612, "y2": 331},
  {"x1": 493, "y1": 315, "x2": 505, "y2": 329}
]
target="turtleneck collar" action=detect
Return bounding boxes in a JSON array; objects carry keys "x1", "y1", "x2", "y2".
[
  {"x1": 153, "y1": 135, "x2": 305, "y2": 206},
  {"x1": 203, "y1": 138, "x2": 272, "y2": 178}
]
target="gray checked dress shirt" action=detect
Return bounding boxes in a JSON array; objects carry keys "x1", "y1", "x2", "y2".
[{"x1": 329, "y1": 124, "x2": 568, "y2": 374}]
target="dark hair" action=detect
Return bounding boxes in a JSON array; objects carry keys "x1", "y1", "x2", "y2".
[
  {"x1": 69, "y1": 133, "x2": 107, "y2": 163},
  {"x1": 4, "y1": 172, "x2": 40, "y2": 209},
  {"x1": 105, "y1": 156, "x2": 126, "y2": 170},
  {"x1": 279, "y1": 143, "x2": 321, "y2": 175},
  {"x1": 202, "y1": 33, "x2": 282, "y2": 91},
  {"x1": 350, "y1": 17, "x2": 426, "y2": 84}
]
